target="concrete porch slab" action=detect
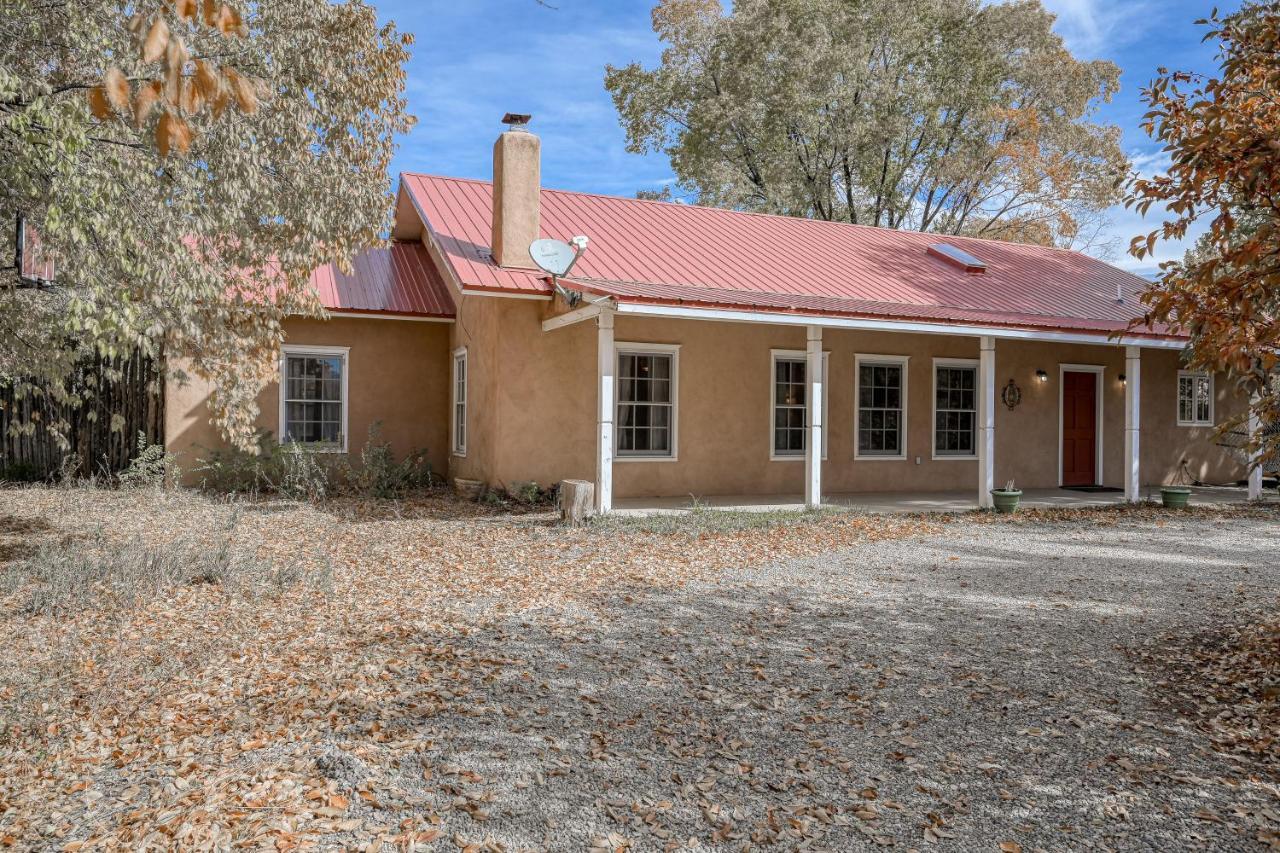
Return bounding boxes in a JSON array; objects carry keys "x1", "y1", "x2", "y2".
[{"x1": 611, "y1": 485, "x2": 1275, "y2": 516}]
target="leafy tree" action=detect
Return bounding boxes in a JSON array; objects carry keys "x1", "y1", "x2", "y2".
[
  {"x1": 604, "y1": 0, "x2": 1127, "y2": 250},
  {"x1": 1128, "y1": 4, "x2": 1279, "y2": 465},
  {"x1": 1, "y1": 0, "x2": 413, "y2": 447}
]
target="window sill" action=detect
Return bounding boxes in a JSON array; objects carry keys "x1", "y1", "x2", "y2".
[
  {"x1": 931, "y1": 454, "x2": 977, "y2": 461},
  {"x1": 616, "y1": 455, "x2": 679, "y2": 463},
  {"x1": 1176, "y1": 421, "x2": 1213, "y2": 428},
  {"x1": 770, "y1": 454, "x2": 829, "y2": 462},
  {"x1": 854, "y1": 454, "x2": 907, "y2": 461}
]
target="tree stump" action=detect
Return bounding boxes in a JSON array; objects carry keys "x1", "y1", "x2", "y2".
[{"x1": 560, "y1": 479, "x2": 594, "y2": 525}]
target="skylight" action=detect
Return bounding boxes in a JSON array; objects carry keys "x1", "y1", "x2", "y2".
[{"x1": 927, "y1": 243, "x2": 987, "y2": 273}]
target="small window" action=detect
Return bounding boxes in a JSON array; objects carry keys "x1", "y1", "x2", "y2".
[
  {"x1": 1177, "y1": 371, "x2": 1213, "y2": 426},
  {"x1": 281, "y1": 346, "x2": 348, "y2": 451},
  {"x1": 771, "y1": 350, "x2": 828, "y2": 459},
  {"x1": 933, "y1": 361, "x2": 977, "y2": 457},
  {"x1": 856, "y1": 355, "x2": 908, "y2": 458},
  {"x1": 452, "y1": 348, "x2": 468, "y2": 456},
  {"x1": 616, "y1": 345, "x2": 678, "y2": 458}
]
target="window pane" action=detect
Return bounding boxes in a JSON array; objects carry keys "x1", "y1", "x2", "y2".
[
  {"x1": 283, "y1": 354, "x2": 344, "y2": 446},
  {"x1": 858, "y1": 361, "x2": 905, "y2": 456},
  {"x1": 934, "y1": 365, "x2": 976, "y2": 456},
  {"x1": 617, "y1": 352, "x2": 674, "y2": 456}
]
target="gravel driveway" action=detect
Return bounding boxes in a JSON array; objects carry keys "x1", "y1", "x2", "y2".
[{"x1": 363, "y1": 514, "x2": 1279, "y2": 851}]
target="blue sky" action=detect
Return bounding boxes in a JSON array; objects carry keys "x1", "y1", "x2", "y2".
[{"x1": 378, "y1": 0, "x2": 1227, "y2": 274}]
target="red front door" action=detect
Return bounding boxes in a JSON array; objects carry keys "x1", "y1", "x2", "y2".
[{"x1": 1062, "y1": 371, "x2": 1097, "y2": 486}]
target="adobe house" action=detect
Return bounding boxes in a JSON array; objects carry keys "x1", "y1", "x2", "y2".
[{"x1": 165, "y1": 114, "x2": 1265, "y2": 511}]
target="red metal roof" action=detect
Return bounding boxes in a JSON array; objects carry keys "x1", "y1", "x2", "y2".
[
  {"x1": 309, "y1": 240, "x2": 455, "y2": 318},
  {"x1": 404, "y1": 172, "x2": 1175, "y2": 340}
]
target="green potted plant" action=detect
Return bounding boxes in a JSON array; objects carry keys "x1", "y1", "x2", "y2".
[
  {"x1": 991, "y1": 479, "x2": 1022, "y2": 514},
  {"x1": 1160, "y1": 471, "x2": 1192, "y2": 508}
]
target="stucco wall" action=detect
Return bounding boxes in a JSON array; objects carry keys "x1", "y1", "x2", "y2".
[
  {"x1": 463, "y1": 303, "x2": 1246, "y2": 497},
  {"x1": 165, "y1": 316, "x2": 452, "y2": 480},
  {"x1": 166, "y1": 296, "x2": 1247, "y2": 499}
]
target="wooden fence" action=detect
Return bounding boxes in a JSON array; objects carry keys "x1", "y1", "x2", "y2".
[{"x1": 0, "y1": 350, "x2": 165, "y2": 480}]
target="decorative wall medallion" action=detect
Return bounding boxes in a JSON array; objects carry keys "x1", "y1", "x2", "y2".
[{"x1": 1002, "y1": 379, "x2": 1022, "y2": 410}]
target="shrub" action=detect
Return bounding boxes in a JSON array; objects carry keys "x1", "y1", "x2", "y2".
[
  {"x1": 276, "y1": 441, "x2": 330, "y2": 502},
  {"x1": 0, "y1": 461, "x2": 43, "y2": 483},
  {"x1": 508, "y1": 480, "x2": 554, "y2": 505},
  {"x1": 340, "y1": 423, "x2": 432, "y2": 499},
  {"x1": 117, "y1": 431, "x2": 179, "y2": 488},
  {"x1": 193, "y1": 432, "x2": 280, "y2": 495},
  {"x1": 195, "y1": 426, "x2": 433, "y2": 501}
]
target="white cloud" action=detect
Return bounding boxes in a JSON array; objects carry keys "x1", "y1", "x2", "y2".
[
  {"x1": 388, "y1": 1, "x2": 667, "y2": 197},
  {"x1": 1036, "y1": 0, "x2": 1156, "y2": 57}
]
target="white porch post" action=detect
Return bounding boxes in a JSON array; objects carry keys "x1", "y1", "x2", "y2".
[
  {"x1": 1124, "y1": 345, "x2": 1141, "y2": 502},
  {"x1": 1248, "y1": 396, "x2": 1263, "y2": 500},
  {"x1": 595, "y1": 313, "x2": 615, "y2": 514},
  {"x1": 978, "y1": 336, "x2": 995, "y2": 508},
  {"x1": 804, "y1": 325, "x2": 824, "y2": 509}
]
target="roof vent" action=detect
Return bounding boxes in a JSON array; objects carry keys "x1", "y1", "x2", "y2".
[{"x1": 928, "y1": 243, "x2": 986, "y2": 274}]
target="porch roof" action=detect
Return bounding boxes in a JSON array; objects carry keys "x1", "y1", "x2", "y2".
[{"x1": 403, "y1": 172, "x2": 1182, "y2": 343}]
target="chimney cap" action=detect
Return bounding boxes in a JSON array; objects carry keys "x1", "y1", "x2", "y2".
[{"x1": 501, "y1": 112, "x2": 532, "y2": 130}]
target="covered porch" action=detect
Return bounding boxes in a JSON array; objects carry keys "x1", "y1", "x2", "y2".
[
  {"x1": 612, "y1": 484, "x2": 1275, "y2": 516},
  {"x1": 538, "y1": 296, "x2": 1267, "y2": 513}
]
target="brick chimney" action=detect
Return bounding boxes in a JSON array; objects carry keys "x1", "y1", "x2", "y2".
[{"x1": 490, "y1": 113, "x2": 540, "y2": 269}]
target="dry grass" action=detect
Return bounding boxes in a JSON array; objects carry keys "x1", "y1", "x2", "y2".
[
  {"x1": 0, "y1": 484, "x2": 939, "y2": 849},
  {"x1": 0, "y1": 484, "x2": 1274, "y2": 849}
]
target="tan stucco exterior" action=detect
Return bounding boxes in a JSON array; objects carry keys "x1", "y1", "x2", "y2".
[
  {"x1": 165, "y1": 316, "x2": 452, "y2": 481},
  {"x1": 432, "y1": 298, "x2": 1246, "y2": 498},
  {"x1": 166, "y1": 296, "x2": 1246, "y2": 498}
]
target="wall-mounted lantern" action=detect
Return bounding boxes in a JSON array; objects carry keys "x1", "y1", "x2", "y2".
[{"x1": 1035, "y1": 369, "x2": 1048, "y2": 383}]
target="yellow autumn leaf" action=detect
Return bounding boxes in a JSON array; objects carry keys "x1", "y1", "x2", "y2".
[
  {"x1": 103, "y1": 67, "x2": 129, "y2": 111},
  {"x1": 133, "y1": 81, "x2": 162, "y2": 126},
  {"x1": 142, "y1": 16, "x2": 169, "y2": 63},
  {"x1": 223, "y1": 67, "x2": 258, "y2": 114}
]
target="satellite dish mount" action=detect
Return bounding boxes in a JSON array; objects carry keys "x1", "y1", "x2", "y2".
[{"x1": 529, "y1": 236, "x2": 590, "y2": 307}]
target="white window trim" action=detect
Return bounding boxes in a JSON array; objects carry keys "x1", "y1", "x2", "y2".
[
  {"x1": 614, "y1": 341, "x2": 680, "y2": 462},
  {"x1": 854, "y1": 353, "x2": 910, "y2": 461},
  {"x1": 1057, "y1": 363, "x2": 1105, "y2": 487},
  {"x1": 769, "y1": 349, "x2": 829, "y2": 462},
  {"x1": 1176, "y1": 370, "x2": 1214, "y2": 427},
  {"x1": 931, "y1": 357, "x2": 979, "y2": 461},
  {"x1": 279, "y1": 344, "x2": 350, "y2": 453},
  {"x1": 451, "y1": 347, "x2": 468, "y2": 457}
]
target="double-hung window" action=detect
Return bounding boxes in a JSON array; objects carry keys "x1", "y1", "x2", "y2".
[
  {"x1": 771, "y1": 350, "x2": 828, "y2": 459},
  {"x1": 933, "y1": 359, "x2": 978, "y2": 458},
  {"x1": 616, "y1": 343, "x2": 678, "y2": 458},
  {"x1": 280, "y1": 345, "x2": 349, "y2": 451},
  {"x1": 1177, "y1": 371, "x2": 1213, "y2": 426},
  {"x1": 855, "y1": 354, "x2": 908, "y2": 459},
  {"x1": 452, "y1": 348, "x2": 468, "y2": 455}
]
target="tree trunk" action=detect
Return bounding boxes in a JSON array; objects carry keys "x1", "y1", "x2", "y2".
[{"x1": 559, "y1": 479, "x2": 595, "y2": 526}]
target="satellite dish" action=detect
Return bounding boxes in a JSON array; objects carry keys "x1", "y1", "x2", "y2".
[{"x1": 529, "y1": 239, "x2": 578, "y2": 277}]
